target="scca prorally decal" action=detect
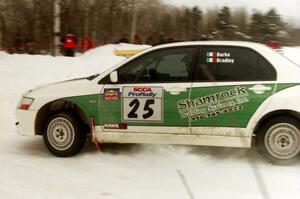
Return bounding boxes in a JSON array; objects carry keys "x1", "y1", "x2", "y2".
[
  {"x1": 177, "y1": 86, "x2": 249, "y2": 121},
  {"x1": 206, "y1": 51, "x2": 235, "y2": 64},
  {"x1": 126, "y1": 87, "x2": 157, "y2": 97}
]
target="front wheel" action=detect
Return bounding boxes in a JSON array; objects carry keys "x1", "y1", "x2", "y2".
[
  {"x1": 43, "y1": 112, "x2": 86, "y2": 157},
  {"x1": 256, "y1": 116, "x2": 300, "y2": 164}
]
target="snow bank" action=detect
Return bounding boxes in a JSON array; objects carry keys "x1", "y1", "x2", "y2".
[
  {"x1": 0, "y1": 45, "x2": 126, "y2": 103},
  {"x1": 114, "y1": 43, "x2": 151, "y2": 51},
  {"x1": 80, "y1": 44, "x2": 119, "y2": 58}
]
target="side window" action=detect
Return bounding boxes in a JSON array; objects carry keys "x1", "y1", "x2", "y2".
[
  {"x1": 196, "y1": 46, "x2": 276, "y2": 82},
  {"x1": 118, "y1": 47, "x2": 195, "y2": 83}
]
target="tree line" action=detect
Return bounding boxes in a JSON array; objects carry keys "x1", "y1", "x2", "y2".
[{"x1": 0, "y1": 0, "x2": 298, "y2": 54}]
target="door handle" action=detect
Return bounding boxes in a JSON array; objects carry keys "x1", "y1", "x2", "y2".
[
  {"x1": 249, "y1": 85, "x2": 272, "y2": 94},
  {"x1": 165, "y1": 87, "x2": 187, "y2": 95}
]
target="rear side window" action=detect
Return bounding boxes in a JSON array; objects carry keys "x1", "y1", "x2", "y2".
[{"x1": 196, "y1": 46, "x2": 276, "y2": 82}]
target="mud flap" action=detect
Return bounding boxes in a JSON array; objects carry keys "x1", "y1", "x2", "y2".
[{"x1": 90, "y1": 116, "x2": 102, "y2": 151}]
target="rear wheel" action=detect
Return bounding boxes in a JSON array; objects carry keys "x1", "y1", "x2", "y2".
[
  {"x1": 257, "y1": 116, "x2": 300, "y2": 164},
  {"x1": 43, "y1": 112, "x2": 86, "y2": 157}
]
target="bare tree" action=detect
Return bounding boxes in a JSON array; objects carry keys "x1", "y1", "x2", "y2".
[{"x1": 53, "y1": 0, "x2": 61, "y2": 55}]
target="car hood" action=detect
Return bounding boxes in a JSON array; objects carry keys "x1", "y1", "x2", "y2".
[{"x1": 24, "y1": 76, "x2": 101, "y2": 100}]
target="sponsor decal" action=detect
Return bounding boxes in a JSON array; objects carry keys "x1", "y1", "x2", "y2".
[
  {"x1": 125, "y1": 87, "x2": 157, "y2": 97},
  {"x1": 103, "y1": 123, "x2": 127, "y2": 129},
  {"x1": 177, "y1": 86, "x2": 249, "y2": 121},
  {"x1": 206, "y1": 51, "x2": 234, "y2": 64},
  {"x1": 104, "y1": 88, "x2": 120, "y2": 100}
]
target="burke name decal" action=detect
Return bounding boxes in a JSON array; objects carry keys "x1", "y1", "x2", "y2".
[{"x1": 206, "y1": 51, "x2": 235, "y2": 64}]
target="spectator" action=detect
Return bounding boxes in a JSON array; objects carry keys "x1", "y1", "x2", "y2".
[
  {"x1": 167, "y1": 37, "x2": 175, "y2": 43},
  {"x1": 145, "y1": 36, "x2": 154, "y2": 45},
  {"x1": 79, "y1": 36, "x2": 94, "y2": 53},
  {"x1": 133, "y1": 34, "x2": 141, "y2": 44},
  {"x1": 62, "y1": 33, "x2": 77, "y2": 56},
  {"x1": 155, "y1": 33, "x2": 166, "y2": 45},
  {"x1": 14, "y1": 33, "x2": 23, "y2": 54},
  {"x1": 267, "y1": 40, "x2": 280, "y2": 49},
  {"x1": 117, "y1": 35, "x2": 129, "y2": 43}
]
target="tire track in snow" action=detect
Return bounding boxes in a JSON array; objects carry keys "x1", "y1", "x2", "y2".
[
  {"x1": 248, "y1": 153, "x2": 271, "y2": 199},
  {"x1": 176, "y1": 169, "x2": 195, "y2": 199}
]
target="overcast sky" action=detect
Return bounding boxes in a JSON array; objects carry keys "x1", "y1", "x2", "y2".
[{"x1": 163, "y1": 0, "x2": 300, "y2": 27}]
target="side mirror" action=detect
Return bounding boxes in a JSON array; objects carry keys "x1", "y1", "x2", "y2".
[{"x1": 110, "y1": 71, "x2": 118, "y2": 83}]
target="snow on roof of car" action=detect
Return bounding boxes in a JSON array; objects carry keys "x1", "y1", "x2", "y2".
[{"x1": 151, "y1": 40, "x2": 268, "y2": 49}]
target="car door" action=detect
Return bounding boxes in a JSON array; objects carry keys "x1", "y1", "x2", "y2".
[
  {"x1": 98, "y1": 46, "x2": 196, "y2": 134},
  {"x1": 187, "y1": 45, "x2": 282, "y2": 137}
]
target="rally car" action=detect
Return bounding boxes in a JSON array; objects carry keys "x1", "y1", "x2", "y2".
[{"x1": 16, "y1": 41, "x2": 300, "y2": 164}]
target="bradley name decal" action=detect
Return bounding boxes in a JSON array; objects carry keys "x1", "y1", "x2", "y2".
[
  {"x1": 177, "y1": 86, "x2": 249, "y2": 121},
  {"x1": 206, "y1": 52, "x2": 235, "y2": 64}
]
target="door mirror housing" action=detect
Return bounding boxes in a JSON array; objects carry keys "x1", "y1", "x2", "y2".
[{"x1": 110, "y1": 71, "x2": 118, "y2": 83}]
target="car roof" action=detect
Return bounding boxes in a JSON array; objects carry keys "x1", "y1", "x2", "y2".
[{"x1": 151, "y1": 41, "x2": 267, "y2": 50}]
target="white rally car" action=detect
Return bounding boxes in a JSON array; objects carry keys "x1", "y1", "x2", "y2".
[{"x1": 16, "y1": 41, "x2": 300, "y2": 164}]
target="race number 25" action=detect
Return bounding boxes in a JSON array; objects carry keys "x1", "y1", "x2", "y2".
[{"x1": 122, "y1": 87, "x2": 163, "y2": 122}]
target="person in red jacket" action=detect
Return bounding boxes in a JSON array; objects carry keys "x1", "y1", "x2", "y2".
[
  {"x1": 79, "y1": 37, "x2": 94, "y2": 53},
  {"x1": 62, "y1": 33, "x2": 77, "y2": 56},
  {"x1": 267, "y1": 40, "x2": 280, "y2": 49}
]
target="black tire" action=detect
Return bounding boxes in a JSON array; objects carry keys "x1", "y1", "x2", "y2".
[
  {"x1": 256, "y1": 116, "x2": 300, "y2": 164},
  {"x1": 43, "y1": 112, "x2": 86, "y2": 157}
]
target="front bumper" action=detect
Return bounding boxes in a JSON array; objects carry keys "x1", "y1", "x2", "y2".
[{"x1": 16, "y1": 109, "x2": 37, "y2": 136}]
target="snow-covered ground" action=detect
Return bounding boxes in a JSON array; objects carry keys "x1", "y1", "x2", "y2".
[{"x1": 0, "y1": 44, "x2": 299, "y2": 199}]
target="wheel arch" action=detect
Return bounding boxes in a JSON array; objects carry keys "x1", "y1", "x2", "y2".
[
  {"x1": 35, "y1": 99, "x2": 90, "y2": 135},
  {"x1": 253, "y1": 109, "x2": 300, "y2": 135}
]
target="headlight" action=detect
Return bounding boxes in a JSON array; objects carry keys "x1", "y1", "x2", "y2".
[{"x1": 18, "y1": 97, "x2": 34, "y2": 110}]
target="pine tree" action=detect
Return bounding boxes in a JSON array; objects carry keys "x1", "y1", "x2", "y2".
[
  {"x1": 249, "y1": 9, "x2": 286, "y2": 43},
  {"x1": 191, "y1": 6, "x2": 202, "y2": 40},
  {"x1": 183, "y1": 7, "x2": 192, "y2": 40},
  {"x1": 248, "y1": 11, "x2": 265, "y2": 42},
  {"x1": 263, "y1": 8, "x2": 285, "y2": 42},
  {"x1": 215, "y1": 6, "x2": 235, "y2": 40}
]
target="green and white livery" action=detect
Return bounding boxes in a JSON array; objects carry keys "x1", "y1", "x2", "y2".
[{"x1": 16, "y1": 41, "x2": 300, "y2": 163}]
